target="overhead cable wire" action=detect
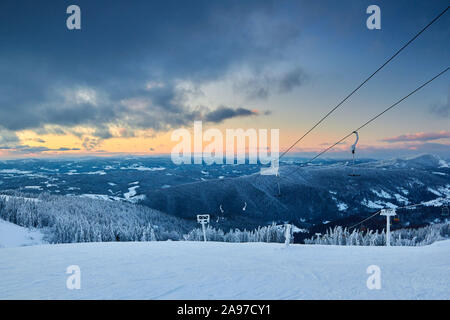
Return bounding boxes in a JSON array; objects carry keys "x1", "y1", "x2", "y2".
[
  {"x1": 284, "y1": 67, "x2": 449, "y2": 177},
  {"x1": 279, "y1": 6, "x2": 449, "y2": 160}
]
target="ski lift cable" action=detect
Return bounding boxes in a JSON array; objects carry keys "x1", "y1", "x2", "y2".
[
  {"x1": 278, "y1": 6, "x2": 449, "y2": 161},
  {"x1": 284, "y1": 67, "x2": 449, "y2": 178},
  {"x1": 396, "y1": 201, "x2": 449, "y2": 211},
  {"x1": 348, "y1": 210, "x2": 382, "y2": 230},
  {"x1": 348, "y1": 204, "x2": 422, "y2": 231},
  {"x1": 347, "y1": 202, "x2": 448, "y2": 231}
]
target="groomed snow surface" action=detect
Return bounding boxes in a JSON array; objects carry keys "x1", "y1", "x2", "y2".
[
  {"x1": 1, "y1": 240, "x2": 449, "y2": 299},
  {"x1": 0, "y1": 219, "x2": 44, "y2": 248}
]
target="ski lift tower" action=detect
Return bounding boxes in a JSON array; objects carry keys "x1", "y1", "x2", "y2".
[
  {"x1": 284, "y1": 224, "x2": 292, "y2": 246},
  {"x1": 380, "y1": 208, "x2": 396, "y2": 247},
  {"x1": 197, "y1": 214, "x2": 210, "y2": 242}
]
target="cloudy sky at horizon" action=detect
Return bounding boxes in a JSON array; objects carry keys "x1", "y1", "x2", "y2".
[{"x1": 0, "y1": 0, "x2": 449, "y2": 159}]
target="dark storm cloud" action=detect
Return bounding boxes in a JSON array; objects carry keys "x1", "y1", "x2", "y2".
[
  {"x1": 279, "y1": 67, "x2": 308, "y2": 93},
  {"x1": 429, "y1": 89, "x2": 450, "y2": 118},
  {"x1": 93, "y1": 125, "x2": 113, "y2": 140},
  {"x1": 82, "y1": 137, "x2": 101, "y2": 151},
  {"x1": 204, "y1": 106, "x2": 259, "y2": 123},
  {"x1": 0, "y1": 0, "x2": 303, "y2": 135},
  {"x1": 234, "y1": 67, "x2": 308, "y2": 100},
  {"x1": 0, "y1": 130, "x2": 20, "y2": 145}
]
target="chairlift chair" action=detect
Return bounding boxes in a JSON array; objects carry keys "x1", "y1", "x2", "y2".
[
  {"x1": 348, "y1": 131, "x2": 360, "y2": 176},
  {"x1": 348, "y1": 131, "x2": 361, "y2": 177}
]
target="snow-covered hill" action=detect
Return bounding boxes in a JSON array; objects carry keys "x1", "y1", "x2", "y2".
[
  {"x1": 1, "y1": 240, "x2": 449, "y2": 299},
  {"x1": 0, "y1": 218, "x2": 44, "y2": 248},
  {"x1": 142, "y1": 155, "x2": 450, "y2": 229}
]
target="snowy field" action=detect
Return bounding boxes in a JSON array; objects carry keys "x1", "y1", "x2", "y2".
[
  {"x1": 0, "y1": 240, "x2": 449, "y2": 299},
  {"x1": 0, "y1": 219, "x2": 44, "y2": 248}
]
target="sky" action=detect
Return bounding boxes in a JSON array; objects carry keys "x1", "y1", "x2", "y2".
[{"x1": 0, "y1": 0, "x2": 449, "y2": 159}]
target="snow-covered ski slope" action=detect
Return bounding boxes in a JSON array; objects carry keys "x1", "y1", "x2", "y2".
[
  {"x1": 0, "y1": 219, "x2": 44, "y2": 248},
  {"x1": 0, "y1": 240, "x2": 449, "y2": 299}
]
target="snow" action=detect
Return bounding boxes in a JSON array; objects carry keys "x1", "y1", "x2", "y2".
[
  {"x1": 79, "y1": 194, "x2": 122, "y2": 202},
  {"x1": 0, "y1": 240, "x2": 449, "y2": 299},
  {"x1": 371, "y1": 189, "x2": 392, "y2": 199},
  {"x1": 78, "y1": 186, "x2": 147, "y2": 203},
  {"x1": 330, "y1": 194, "x2": 347, "y2": 211},
  {"x1": 85, "y1": 170, "x2": 107, "y2": 175},
  {"x1": 383, "y1": 202, "x2": 397, "y2": 209},
  {"x1": 361, "y1": 199, "x2": 397, "y2": 209},
  {"x1": 0, "y1": 194, "x2": 41, "y2": 203},
  {"x1": 438, "y1": 185, "x2": 450, "y2": 197},
  {"x1": 124, "y1": 186, "x2": 139, "y2": 199},
  {"x1": 123, "y1": 186, "x2": 146, "y2": 203},
  {"x1": 337, "y1": 202, "x2": 348, "y2": 211},
  {"x1": 0, "y1": 219, "x2": 44, "y2": 248},
  {"x1": 127, "y1": 194, "x2": 146, "y2": 203},
  {"x1": 120, "y1": 166, "x2": 166, "y2": 172},
  {"x1": 439, "y1": 159, "x2": 449, "y2": 168},
  {"x1": 0, "y1": 169, "x2": 31, "y2": 174},
  {"x1": 394, "y1": 193, "x2": 410, "y2": 205},
  {"x1": 24, "y1": 186, "x2": 43, "y2": 190},
  {"x1": 428, "y1": 187, "x2": 443, "y2": 196},
  {"x1": 361, "y1": 199, "x2": 384, "y2": 209},
  {"x1": 422, "y1": 197, "x2": 449, "y2": 207}
]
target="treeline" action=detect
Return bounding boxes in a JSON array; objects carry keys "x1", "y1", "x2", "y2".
[
  {"x1": 1, "y1": 191, "x2": 449, "y2": 246},
  {"x1": 183, "y1": 223, "x2": 289, "y2": 243},
  {"x1": 304, "y1": 223, "x2": 450, "y2": 246},
  {"x1": 0, "y1": 191, "x2": 193, "y2": 243}
]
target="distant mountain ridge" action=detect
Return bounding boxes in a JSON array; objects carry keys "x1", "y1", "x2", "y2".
[{"x1": 142, "y1": 154, "x2": 450, "y2": 229}]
